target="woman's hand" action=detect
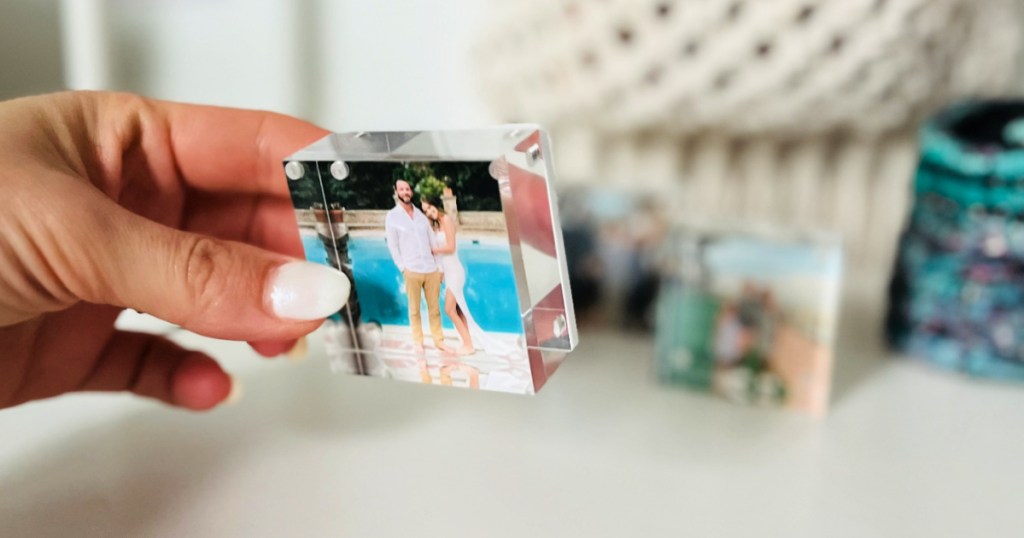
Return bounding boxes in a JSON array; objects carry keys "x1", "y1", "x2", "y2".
[{"x1": 0, "y1": 92, "x2": 349, "y2": 411}]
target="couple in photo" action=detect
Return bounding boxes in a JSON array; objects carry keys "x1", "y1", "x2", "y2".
[{"x1": 385, "y1": 179, "x2": 512, "y2": 357}]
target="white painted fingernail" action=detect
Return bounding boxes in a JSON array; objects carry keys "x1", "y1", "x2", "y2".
[
  {"x1": 268, "y1": 261, "x2": 350, "y2": 320},
  {"x1": 225, "y1": 376, "x2": 244, "y2": 405}
]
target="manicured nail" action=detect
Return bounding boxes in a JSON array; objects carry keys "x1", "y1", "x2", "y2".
[
  {"x1": 225, "y1": 376, "x2": 244, "y2": 405},
  {"x1": 268, "y1": 261, "x2": 350, "y2": 320},
  {"x1": 286, "y1": 336, "x2": 309, "y2": 361}
]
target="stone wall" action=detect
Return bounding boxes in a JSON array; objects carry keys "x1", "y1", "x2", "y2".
[
  {"x1": 296, "y1": 208, "x2": 507, "y2": 233},
  {"x1": 344, "y1": 210, "x2": 389, "y2": 230},
  {"x1": 457, "y1": 211, "x2": 507, "y2": 233},
  {"x1": 295, "y1": 209, "x2": 316, "y2": 228},
  {"x1": 337, "y1": 210, "x2": 506, "y2": 233}
]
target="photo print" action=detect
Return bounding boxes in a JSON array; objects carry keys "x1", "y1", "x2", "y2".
[
  {"x1": 654, "y1": 228, "x2": 842, "y2": 416},
  {"x1": 287, "y1": 159, "x2": 534, "y2": 394}
]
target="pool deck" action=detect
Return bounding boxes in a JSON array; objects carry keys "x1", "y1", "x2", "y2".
[{"x1": 322, "y1": 322, "x2": 533, "y2": 395}]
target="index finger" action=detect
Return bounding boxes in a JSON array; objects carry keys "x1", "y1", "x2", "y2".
[{"x1": 158, "y1": 100, "x2": 329, "y2": 195}]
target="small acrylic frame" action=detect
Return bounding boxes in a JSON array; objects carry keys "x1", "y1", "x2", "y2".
[
  {"x1": 283, "y1": 126, "x2": 577, "y2": 394},
  {"x1": 654, "y1": 223, "x2": 843, "y2": 417}
]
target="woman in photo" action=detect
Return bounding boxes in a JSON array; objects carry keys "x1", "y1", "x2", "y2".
[
  {"x1": 713, "y1": 302, "x2": 747, "y2": 367},
  {"x1": 422, "y1": 196, "x2": 517, "y2": 357}
]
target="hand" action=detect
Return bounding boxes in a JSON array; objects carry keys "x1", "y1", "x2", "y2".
[{"x1": 0, "y1": 92, "x2": 350, "y2": 411}]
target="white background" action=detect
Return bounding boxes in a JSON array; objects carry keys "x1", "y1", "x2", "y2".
[
  {"x1": 0, "y1": 0, "x2": 491, "y2": 129},
  {"x1": 3, "y1": 2, "x2": 1024, "y2": 536}
]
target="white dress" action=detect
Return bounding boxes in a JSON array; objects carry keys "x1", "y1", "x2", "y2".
[{"x1": 433, "y1": 228, "x2": 519, "y2": 357}]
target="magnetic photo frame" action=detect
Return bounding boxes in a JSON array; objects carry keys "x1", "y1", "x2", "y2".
[
  {"x1": 283, "y1": 127, "x2": 578, "y2": 394},
  {"x1": 654, "y1": 223, "x2": 843, "y2": 416}
]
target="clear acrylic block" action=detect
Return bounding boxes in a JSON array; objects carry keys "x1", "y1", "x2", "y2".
[
  {"x1": 283, "y1": 126, "x2": 577, "y2": 394},
  {"x1": 654, "y1": 224, "x2": 843, "y2": 416}
]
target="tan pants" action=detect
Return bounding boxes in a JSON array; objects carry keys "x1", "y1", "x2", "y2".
[{"x1": 404, "y1": 270, "x2": 444, "y2": 346}]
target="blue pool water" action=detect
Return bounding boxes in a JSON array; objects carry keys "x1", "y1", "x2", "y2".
[{"x1": 302, "y1": 234, "x2": 523, "y2": 334}]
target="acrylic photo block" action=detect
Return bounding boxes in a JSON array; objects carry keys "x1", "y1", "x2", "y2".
[
  {"x1": 283, "y1": 127, "x2": 577, "y2": 394},
  {"x1": 654, "y1": 226, "x2": 843, "y2": 416}
]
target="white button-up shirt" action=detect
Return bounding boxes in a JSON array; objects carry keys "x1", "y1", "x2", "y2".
[{"x1": 385, "y1": 205, "x2": 438, "y2": 274}]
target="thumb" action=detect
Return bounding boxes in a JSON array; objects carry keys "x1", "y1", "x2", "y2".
[{"x1": 84, "y1": 203, "x2": 350, "y2": 342}]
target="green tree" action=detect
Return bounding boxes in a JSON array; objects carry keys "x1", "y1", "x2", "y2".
[
  {"x1": 433, "y1": 161, "x2": 501, "y2": 211},
  {"x1": 321, "y1": 161, "x2": 397, "y2": 209},
  {"x1": 415, "y1": 176, "x2": 447, "y2": 202},
  {"x1": 286, "y1": 164, "x2": 323, "y2": 210},
  {"x1": 315, "y1": 160, "x2": 503, "y2": 211}
]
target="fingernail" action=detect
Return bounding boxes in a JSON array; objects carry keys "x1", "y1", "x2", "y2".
[
  {"x1": 286, "y1": 336, "x2": 308, "y2": 361},
  {"x1": 225, "y1": 376, "x2": 244, "y2": 405},
  {"x1": 268, "y1": 261, "x2": 350, "y2": 320}
]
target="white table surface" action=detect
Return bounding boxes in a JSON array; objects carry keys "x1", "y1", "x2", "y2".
[{"x1": 3, "y1": 280, "x2": 1023, "y2": 538}]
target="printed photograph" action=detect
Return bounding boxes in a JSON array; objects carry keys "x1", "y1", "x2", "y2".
[
  {"x1": 654, "y1": 231, "x2": 842, "y2": 416},
  {"x1": 287, "y1": 160, "x2": 533, "y2": 394}
]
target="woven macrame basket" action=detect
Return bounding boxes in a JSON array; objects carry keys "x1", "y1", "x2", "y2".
[{"x1": 474, "y1": 0, "x2": 1024, "y2": 281}]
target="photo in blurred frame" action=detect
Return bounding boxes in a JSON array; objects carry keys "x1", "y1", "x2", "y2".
[
  {"x1": 654, "y1": 227, "x2": 843, "y2": 416},
  {"x1": 284, "y1": 128, "x2": 577, "y2": 394}
]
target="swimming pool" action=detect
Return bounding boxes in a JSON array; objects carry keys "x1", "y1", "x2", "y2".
[{"x1": 302, "y1": 233, "x2": 524, "y2": 334}]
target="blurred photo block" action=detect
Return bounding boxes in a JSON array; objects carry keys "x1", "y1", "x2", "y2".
[
  {"x1": 654, "y1": 226, "x2": 842, "y2": 416},
  {"x1": 283, "y1": 127, "x2": 577, "y2": 394}
]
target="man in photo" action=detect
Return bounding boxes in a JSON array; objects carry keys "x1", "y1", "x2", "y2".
[{"x1": 385, "y1": 179, "x2": 446, "y2": 354}]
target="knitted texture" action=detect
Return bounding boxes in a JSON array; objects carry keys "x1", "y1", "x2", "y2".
[
  {"x1": 475, "y1": 0, "x2": 1023, "y2": 136},
  {"x1": 552, "y1": 127, "x2": 917, "y2": 271}
]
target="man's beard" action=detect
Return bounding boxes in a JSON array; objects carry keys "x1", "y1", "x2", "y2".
[{"x1": 399, "y1": 194, "x2": 413, "y2": 204}]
